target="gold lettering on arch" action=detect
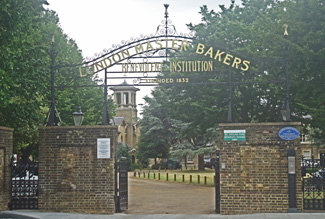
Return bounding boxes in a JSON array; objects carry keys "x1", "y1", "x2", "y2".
[{"x1": 80, "y1": 38, "x2": 191, "y2": 77}]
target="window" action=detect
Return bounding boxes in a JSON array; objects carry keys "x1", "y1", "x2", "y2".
[
  {"x1": 300, "y1": 134, "x2": 306, "y2": 142},
  {"x1": 116, "y1": 93, "x2": 121, "y2": 104},
  {"x1": 304, "y1": 151, "x2": 310, "y2": 159},
  {"x1": 124, "y1": 93, "x2": 129, "y2": 105},
  {"x1": 187, "y1": 155, "x2": 193, "y2": 163},
  {"x1": 131, "y1": 93, "x2": 135, "y2": 105}
]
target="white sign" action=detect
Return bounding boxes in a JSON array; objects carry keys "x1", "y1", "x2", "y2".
[{"x1": 97, "y1": 138, "x2": 111, "y2": 159}]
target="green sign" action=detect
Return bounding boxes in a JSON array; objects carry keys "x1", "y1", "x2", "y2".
[{"x1": 224, "y1": 130, "x2": 246, "y2": 141}]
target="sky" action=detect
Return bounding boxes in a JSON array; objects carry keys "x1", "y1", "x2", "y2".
[{"x1": 46, "y1": 0, "x2": 236, "y2": 110}]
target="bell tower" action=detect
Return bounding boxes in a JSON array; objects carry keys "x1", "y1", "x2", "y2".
[{"x1": 110, "y1": 80, "x2": 140, "y2": 147}]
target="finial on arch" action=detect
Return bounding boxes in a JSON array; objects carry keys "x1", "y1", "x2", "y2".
[{"x1": 164, "y1": 4, "x2": 169, "y2": 18}]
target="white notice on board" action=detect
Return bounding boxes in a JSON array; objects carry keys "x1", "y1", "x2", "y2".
[{"x1": 97, "y1": 138, "x2": 110, "y2": 159}]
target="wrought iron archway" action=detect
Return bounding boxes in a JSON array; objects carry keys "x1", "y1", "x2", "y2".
[
  {"x1": 46, "y1": 4, "x2": 290, "y2": 126},
  {"x1": 47, "y1": 4, "x2": 195, "y2": 126},
  {"x1": 42, "y1": 3, "x2": 293, "y2": 214}
]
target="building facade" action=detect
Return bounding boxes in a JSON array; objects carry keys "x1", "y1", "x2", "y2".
[
  {"x1": 300, "y1": 133, "x2": 325, "y2": 159},
  {"x1": 110, "y1": 81, "x2": 140, "y2": 149}
]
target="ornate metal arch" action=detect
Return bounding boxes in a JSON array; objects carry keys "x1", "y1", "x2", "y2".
[{"x1": 78, "y1": 4, "x2": 195, "y2": 86}]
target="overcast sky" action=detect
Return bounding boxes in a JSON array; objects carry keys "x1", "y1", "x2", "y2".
[
  {"x1": 46, "y1": 0, "x2": 236, "y2": 110},
  {"x1": 46, "y1": 0, "x2": 235, "y2": 58}
]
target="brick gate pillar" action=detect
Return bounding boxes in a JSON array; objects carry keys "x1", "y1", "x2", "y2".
[
  {"x1": 218, "y1": 122, "x2": 302, "y2": 215},
  {"x1": 38, "y1": 126, "x2": 117, "y2": 214},
  {"x1": 0, "y1": 126, "x2": 13, "y2": 211}
]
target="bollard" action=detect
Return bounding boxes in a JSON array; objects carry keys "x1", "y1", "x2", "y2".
[
  {"x1": 148, "y1": 172, "x2": 150, "y2": 179},
  {"x1": 166, "y1": 173, "x2": 169, "y2": 181},
  {"x1": 182, "y1": 175, "x2": 185, "y2": 182},
  {"x1": 198, "y1": 175, "x2": 200, "y2": 184},
  {"x1": 138, "y1": 171, "x2": 140, "y2": 178},
  {"x1": 134, "y1": 171, "x2": 136, "y2": 177},
  {"x1": 158, "y1": 173, "x2": 160, "y2": 180},
  {"x1": 154, "y1": 173, "x2": 156, "y2": 179},
  {"x1": 204, "y1": 176, "x2": 207, "y2": 185},
  {"x1": 190, "y1": 175, "x2": 192, "y2": 183},
  {"x1": 143, "y1": 172, "x2": 145, "y2": 178},
  {"x1": 174, "y1": 174, "x2": 176, "y2": 182}
]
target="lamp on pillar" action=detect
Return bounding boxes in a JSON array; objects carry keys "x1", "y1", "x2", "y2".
[
  {"x1": 72, "y1": 105, "x2": 84, "y2": 126},
  {"x1": 281, "y1": 103, "x2": 290, "y2": 122}
]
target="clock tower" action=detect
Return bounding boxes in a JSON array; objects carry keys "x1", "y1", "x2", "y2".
[{"x1": 110, "y1": 80, "x2": 140, "y2": 147}]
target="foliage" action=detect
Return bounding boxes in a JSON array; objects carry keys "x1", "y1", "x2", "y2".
[
  {"x1": 117, "y1": 143, "x2": 133, "y2": 171},
  {"x1": 0, "y1": 0, "x2": 113, "y2": 158},
  {"x1": 139, "y1": 0, "x2": 325, "y2": 168},
  {"x1": 136, "y1": 91, "x2": 172, "y2": 166}
]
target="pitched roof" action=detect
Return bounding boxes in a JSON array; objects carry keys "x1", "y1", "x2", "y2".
[
  {"x1": 111, "y1": 117, "x2": 125, "y2": 126},
  {"x1": 109, "y1": 80, "x2": 140, "y2": 91}
]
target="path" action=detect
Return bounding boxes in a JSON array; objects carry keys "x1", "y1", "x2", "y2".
[{"x1": 126, "y1": 175, "x2": 215, "y2": 214}]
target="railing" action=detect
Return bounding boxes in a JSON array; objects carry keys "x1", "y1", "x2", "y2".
[{"x1": 301, "y1": 155, "x2": 325, "y2": 210}]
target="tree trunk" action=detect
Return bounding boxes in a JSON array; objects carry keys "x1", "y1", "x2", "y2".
[
  {"x1": 154, "y1": 157, "x2": 157, "y2": 165},
  {"x1": 198, "y1": 155, "x2": 205, "y2": 170}
]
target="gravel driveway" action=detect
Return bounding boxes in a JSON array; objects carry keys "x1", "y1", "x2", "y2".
[{"x1": 126, "y1": 175, "x2": 216, "y2": 214}]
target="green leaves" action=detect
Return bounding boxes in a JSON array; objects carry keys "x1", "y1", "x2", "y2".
[
  {"x1": 139, "y1": 0, "x2": 325, "y2": 162},
  {"x1": 0, "y1": 0, "x2": 110, "y2": 158}
]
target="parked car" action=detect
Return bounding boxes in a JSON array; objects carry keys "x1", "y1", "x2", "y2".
[{"x1": 204, "y1": 158, "x2": 216, "y2": 169}]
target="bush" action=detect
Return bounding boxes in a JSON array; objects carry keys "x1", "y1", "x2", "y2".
[
  {"x1": 118, "y1": 143, "x2": 132, "y2": 171},
  {"x1": 151, "y1": 164, "x2": 160, "y2": 170},
  {"x1": 130, "y1": 163, "x2": 141, "y2": 171}
]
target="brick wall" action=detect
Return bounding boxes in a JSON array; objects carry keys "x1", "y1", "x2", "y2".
[
  {"x1": 38, "y1": 126, "x2": 117, "y2": 214},
  {"x1": 0, "y1": 126, "x2": 13, "y2": 211},
  {"x1": 219, "y1": 122, "x2": 302, "y2": 215}
]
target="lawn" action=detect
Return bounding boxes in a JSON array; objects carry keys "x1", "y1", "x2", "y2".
[{"x1": 133, "y1": 169, "x2": 216, "y2": 186}]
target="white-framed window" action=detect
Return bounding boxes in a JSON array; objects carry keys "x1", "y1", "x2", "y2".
[
  {"x1": 123, "y1": 93, "x2": 129, "y2": 105},
  {"x1": 187, "y1": 155, "x2": 193, "y2": 163},
  {"x1": 300, "y1": 134, "x2": 306, "y2": 142},
  {"x1": 304, "y1": 151, "x2": 310, "y2": 159}
]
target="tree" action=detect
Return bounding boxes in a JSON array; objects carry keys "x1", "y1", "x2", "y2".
[
  {"x1": 172, "y1": 0, "x2": 325, "y2": 138},
  {"x1": 117, "y1": 143, "x2": 133, "y2": 171},
  {"x1": 0, "y1": 0, "x2": 53, "y2": 156},
  {"x1": 0, "y1": 0, "x2": 113, "y2": 158},
  {"x1": 139, "y1": 0, "x2": 325, "y2": 168},
  {"x1": 137, "y1": 91, "x2": 173, "y2": 166}
]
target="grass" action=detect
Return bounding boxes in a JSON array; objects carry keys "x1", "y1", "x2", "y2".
[
  {"x1": 133, "y1": 170, "x2": 324, "y2": 200},
  {"x1": 133, "y1": 169, "x2": 216, "y2": 186}
]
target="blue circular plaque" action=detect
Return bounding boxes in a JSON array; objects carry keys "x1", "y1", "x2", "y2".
[{"x1": 278, "y1": 127, "x2": 300, "y2": 140}]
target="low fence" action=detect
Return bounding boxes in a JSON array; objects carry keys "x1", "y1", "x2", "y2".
[{"x1": 133, "y1": 171, "x2": 216, "y2": 186}]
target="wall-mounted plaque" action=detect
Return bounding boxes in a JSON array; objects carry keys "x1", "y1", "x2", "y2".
[{"x1": 97, "y1": 138, "x2": 110, "y2": 159}]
